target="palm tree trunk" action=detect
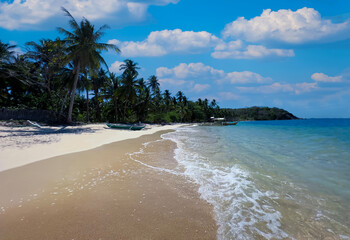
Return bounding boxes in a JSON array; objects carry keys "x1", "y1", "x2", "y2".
[
  {"x1": 123, "y1": 100, "x2": 128, "y2": 121},
  {"x1": 116, "y1": 99, "x2": 120, "y2": 122},
  {"x1": 94, "y1": 88, "x2": 100, "y2": 122},
  {"x1": 59, "y1": 89, "x2": 70, "y2": 120},
  {"x1": 114, "y1": 99, "x2": 118, "y2": 122},
  {"x1": 67, "y1": 61, "x2": 80, "y2": 123},
  {"x1": 86, "y1": 88, "x2": 90, "y2": 123}
]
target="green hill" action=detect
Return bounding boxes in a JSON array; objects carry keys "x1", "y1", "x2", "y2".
[{"x1": 222, "y1": 107, "x2": 299, "y2": 121}]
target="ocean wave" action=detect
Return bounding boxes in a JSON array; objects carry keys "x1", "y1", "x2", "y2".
[{"x1": 162, "y1": 126, "x2": 290, "y2": 240}]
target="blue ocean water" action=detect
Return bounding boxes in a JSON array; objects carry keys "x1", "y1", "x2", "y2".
[{"x1": 162, "y1": 119, "x2": 350, "y2": 239}]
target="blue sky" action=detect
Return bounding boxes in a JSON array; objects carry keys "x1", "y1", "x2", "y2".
[{"x1": 1, "y1": 0, "x2": 350, "y2": 118}]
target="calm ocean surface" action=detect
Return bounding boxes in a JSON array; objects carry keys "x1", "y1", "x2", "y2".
[{"x1": 162, "y1": 119, "x2": 350, "y2": 239}]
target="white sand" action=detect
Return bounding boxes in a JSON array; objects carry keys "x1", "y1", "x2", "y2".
[{"x1": 0, "y1": 123, "x2": 184, "y2": 172}]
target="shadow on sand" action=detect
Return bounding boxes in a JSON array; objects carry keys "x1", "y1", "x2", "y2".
[{"x1": 0, "y1": 126, "x2": 97, "y2": 138}]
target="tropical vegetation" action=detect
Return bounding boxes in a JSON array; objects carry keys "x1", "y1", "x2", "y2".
[{"x1": 0, "y1": 9, "x2": 296, "y2": 124}]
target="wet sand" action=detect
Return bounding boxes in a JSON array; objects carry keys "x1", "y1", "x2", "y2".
[{"x1": 0, "y1": 130, "x2": 217, "y2": 240}]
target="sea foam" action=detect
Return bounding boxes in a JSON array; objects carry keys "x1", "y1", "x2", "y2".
[{"x1": 162, "y1": 126, "x2": 290, "y2": 240}]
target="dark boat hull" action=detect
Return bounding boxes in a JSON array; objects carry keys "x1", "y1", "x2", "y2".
[
  {"x1": 106, "y1": 123, "x2": 145, "y2": 130},
  {"x1": 222, "y1": 121, "x2": 239, "y2": 126}
]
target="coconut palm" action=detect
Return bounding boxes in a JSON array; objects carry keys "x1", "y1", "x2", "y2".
[
  {"x1": 210, "y1": 99, "x2": 217, "y2": 108},
  {"x1": 119, "y1": 59, "x2": 140, "y2": 120},
  {"x1": 147, "y1": 75, "x2": 160, "y2": 95},
  {"x1": 79, "y1": 69, "x2": 92, "y2": 122},
  {"x1": 176, "y1": 91, "x2": 184, "y2": 103},
  {"x1": 0, "y1": 41, "x2": 16, "y2": 101},
  {"x1": 91, "y1": 68, "x2": 108, "y2": 121},
  {"x1": 58, "y1": 7, "x2": 120, "y2": 123},
  {"x1": 102, "y1": 72, "x2": 121, "y2": 122},
  {"x1": 138, "y1": 78, "x2": 146, "y2": 90},
  {"x1": 183, "y1": 96, "x2": 188, "y2": 106},
  {"x1": 135, "y1": 79, "x2": 150, "y2": 122},
  {"x1": 0, "y1": 41, "x2": 15, "y2": 63},
  {"x1": 26, "y1": 38, "x2": 66, "y2": 93},
  {"x1": 163, "y1": 89, "x2": 171, "y2": 111}
]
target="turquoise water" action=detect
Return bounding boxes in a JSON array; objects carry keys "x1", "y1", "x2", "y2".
[{"x1": 162, "y1": 119, "x2": 350, "y2": 239}]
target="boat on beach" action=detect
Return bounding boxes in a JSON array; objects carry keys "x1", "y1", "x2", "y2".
[
  {"x1": 222, "y1": 121, "x2": 239, "y2": 126},
  {"x1": 207, "y1": 117, "x2": 239, "y2": 126},
  {"x1": 106, "y1": 123, "x2": 146, "y2": 130}
]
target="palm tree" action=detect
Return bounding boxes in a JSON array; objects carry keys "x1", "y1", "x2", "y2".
[
  {"x1": 91, "y1": 68, "x2": 107, "y2": 121},
  {"x1": 135, "y1": 79, "x2": 150, "y2": 122},
  {"x1": 102, "y1": 72, "x2": 121, "y2": 122},
  {"x1": 183, "y1": 96, "x2": 188, "y2": 106},
  {"x1": 79, "y1": 69, "x2": 92, "y2": 122},
  {"x1": 163, "y1": 89, "x2": 171, "y2": 112},
  {"x1": 210, "y1": 99, "x2": 217, "y2": 108},
  {"x1": 58, "y1": 7, "x2": 119, "y2": 123},
  {"x1": 176, "y1": 91, "x2": 184, "y2": 103},
  {"x1": 26, "y1": 38, "x2": 66, "y2": 93},
  {"x1": 172, "y1": 96, "x2": 177, "y2": 105},
  {"x1": 0, "y1": 41, "x2": 16, "y2": 102},
  {"x1": 147, "y1": 75, "x2": 160, "y2": 95},
  {"x1": 119, "y1": 59, "x2": 140, "y2": 120},
  {"x1": 0, "y1": 41, "x2": 15, "y2": 63}
]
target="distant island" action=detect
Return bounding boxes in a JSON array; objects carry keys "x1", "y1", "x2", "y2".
[{"x1": 222, "y1": 106, "x2": 298, "y2": 121}]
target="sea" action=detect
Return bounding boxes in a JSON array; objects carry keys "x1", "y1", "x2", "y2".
[{"x1": 159, "y1": 119, "x2": 350, "y2": 239}]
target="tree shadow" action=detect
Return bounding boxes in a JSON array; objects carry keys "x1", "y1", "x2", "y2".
[{"x1": 0, "y1": 126, "x2": 97, "y2": 138}]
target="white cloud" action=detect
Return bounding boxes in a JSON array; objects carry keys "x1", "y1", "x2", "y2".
[
  {"x1": 222, "y1": 71, "x2": 272, "y2": 84},
  {"x1": 157, "y1": 63, "x2": 224, "y2": 80},
  {"x1": 237, "y1": 82, "x2": 318, "y2": 94},
  {"x1": 222, "y1": 7, "x2": 350, "y2": 44},
  {"x1": 311, "y1": 73, "x2": 343, "y2": 82},
  {"x1": 156, "y1": 62, "x2": 271, "y2": 91},
  {"x1": 158, "y1": 78, "x2": 190, "y2": 87},
  {"x1": 0, "y1": 0, "x2": 178, "y2": 30},
  {"x1": 108, "y1": 29, "x2": 220, "y2": 57},
  {"x1": 110, "y1": 60, "x2": 124, "y2": 73},
  {"x1": 193, "y1": 84, "x2": 210, "y2": 92},
  {"x1": 218, "y1": 92, "x2": 240, "y2": 100},
  {"x1": 111, "y1": 32, "x2": 294, "y2": 59},
  {"x1": 211, "y1": 40, "x2": 294, "y2": 59}
]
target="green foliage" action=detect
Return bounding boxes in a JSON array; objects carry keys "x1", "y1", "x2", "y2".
[
  {"x1": 165, "y1": 111, "x2": 180, "y2": 123},
  {"x1": 0, "y1": 14, "x2": 298, "y2": 124},
  {"x1": 222, "y1": 106, "x2": 298, "y2": 121}
]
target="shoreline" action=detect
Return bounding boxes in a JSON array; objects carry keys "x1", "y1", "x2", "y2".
[
  {"x1": 0, "y1": 129, "x2": 217, "y2": 239},
  {"x1": 0, "y1": 123, "x2": 187, "y2": 172}
]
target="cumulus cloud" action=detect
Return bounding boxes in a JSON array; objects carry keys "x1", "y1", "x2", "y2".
[
  {"x1": 311, "y1": 73, "x2": 343, "y2": 82},
  {"x1": 110, "y1": 60, "x2": 124, "y2": 73},
  {"x1": 218, "y1": 92, "x2": 240, "y2": 100},
  {"x1": 193, "y1": 84, "x2": 210, "y2": 92},
  {"x1": 221, "y1": 71, "x2": 272, "y2": 84},
  {"x1": 0, "y1": 0, "x2": 178, "y2": 30},
  {"x1": 156, "y1": 62, "x2": 271, "y2": 93},
  {"x1": 157, "y1": 63, "x2": 224, "y2": 80},
  {"x1": 109, "y1": 29, "x2": 220, "y2": 57},
  {"x1": 211, "y1": 40, "x2": 294, "y2": 59},
  {"x1": 222, "y1": 7, "x2": 350, "y2": 44},
  {"x1": 237, "y1": 82, "x2": 318, "y2": 94}
]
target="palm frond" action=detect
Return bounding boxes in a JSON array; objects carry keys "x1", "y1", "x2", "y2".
[
  {"x1": 57, "y1": 27, "x2": 75, "y2": 39},
  {"x1": 61, "y1": 7, "x2": 80, "y2": 31}
]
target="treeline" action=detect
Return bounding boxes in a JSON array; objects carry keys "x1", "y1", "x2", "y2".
[
  {"x1": 222, "y1": 107, "x2": 298, "y2": 121},
  {"x1": 0, "y1": 9, "x2": 222, "y2": 124},
  {"x1": 0, "y1": 9, "x2": 298, "y2": 124}
]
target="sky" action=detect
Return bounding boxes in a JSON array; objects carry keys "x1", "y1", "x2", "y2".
[{"x1": 1, "y1": 0, "x2": 350, "y2": 118}]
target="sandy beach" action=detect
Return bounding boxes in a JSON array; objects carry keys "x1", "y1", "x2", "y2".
[
  {"x1": 0, "y1": 123, "x2": 186, "y2": 172},
  {"x1": 0, "y1": 124, "x2": 217, "y2": 239}
]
